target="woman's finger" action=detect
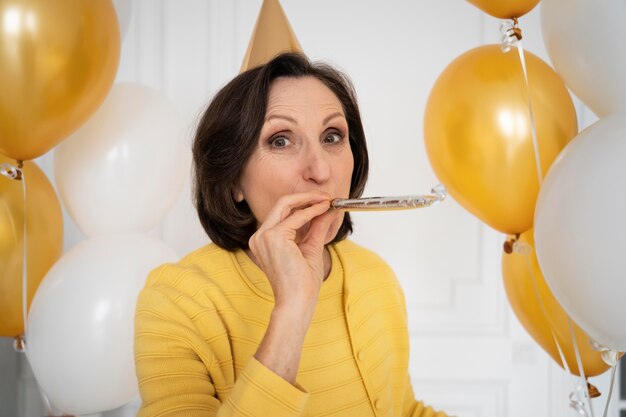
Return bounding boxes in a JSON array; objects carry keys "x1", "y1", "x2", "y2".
[
  {"x1": 260, "y1": 191, "x2": 331, "y2": 229},
  {"x1": 263, "y1": 200, "x2": 331, "y2": 236}
]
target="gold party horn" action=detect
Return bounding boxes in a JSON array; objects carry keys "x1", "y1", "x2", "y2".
[{"x1": 331, "y1": 185, "x2": 446, "y2": 212}]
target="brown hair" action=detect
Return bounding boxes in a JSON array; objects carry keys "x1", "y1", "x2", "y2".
[{"x1": 192, "y1": 52, "x2": 369, "y2": 250}]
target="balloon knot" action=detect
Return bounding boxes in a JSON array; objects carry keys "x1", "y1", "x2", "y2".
[
  {"x1": 500, "y1": 18, "x2": 523, "y2": 52},
  {"x1": 503, "y1": 233, "x2": 520, "y2": 254},
  {"x1": 587, "y1": 382, "x2": 601, "y2": 398},
  {"x1": 1, "y1": 162, "x2": 23, "y2": 181},
  {"x1": 13, "y1": 335, "x2": 26, "y2": 353},
  {"x1": 589, "y1": 338, "x2": 622, "y2": 366}
]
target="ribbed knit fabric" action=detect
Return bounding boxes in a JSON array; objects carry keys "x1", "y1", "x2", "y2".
[{"x1": 134, "y1": 240, "x2": 449, "y2": 417}]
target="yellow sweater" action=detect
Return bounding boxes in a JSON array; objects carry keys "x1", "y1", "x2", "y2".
[{"x1": 134, "y1": 240, "x2": 448, "y2": 417}]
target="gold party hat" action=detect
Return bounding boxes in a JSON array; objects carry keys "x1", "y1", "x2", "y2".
[{"x1": 240, "y1": 0, "x2": 303, "y2": 72}]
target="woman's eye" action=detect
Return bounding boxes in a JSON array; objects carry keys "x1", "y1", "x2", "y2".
[
  {"x1": 323, "y1": 131, "x2": 344, "y2": 144},
  {"x1": 270, "y1": 136, "x2": 289, "y2": 148}
]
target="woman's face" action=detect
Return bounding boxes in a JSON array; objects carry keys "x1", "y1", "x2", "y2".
[{"x1": 236, "y1": 76, "x2": 354, "y2": 243}]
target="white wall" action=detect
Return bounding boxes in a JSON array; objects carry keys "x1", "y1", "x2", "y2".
[{"x1": 1, "y1": 1, "x2": 619, "y2": 416}]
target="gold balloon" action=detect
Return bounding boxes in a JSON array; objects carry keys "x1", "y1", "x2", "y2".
[
  {"x1": 0, "y1": 155, "x2": 63, "y2": 337},
  {"x1": 0, "y1": 0, "x2": 120, "y2": 161},
  {"x1": 424, "y1": 45, "x2": 577, "y2": 234},
  {"x1": 466, "y1": 0, "x2": 541, "y2": 19},
  {"x1": 502, "y1": 231, "x2": 611, "y2": 377}
]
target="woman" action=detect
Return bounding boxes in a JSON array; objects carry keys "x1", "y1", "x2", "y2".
[{"x1": 134, "y1": 52, "x2": 449, "y2": 417}]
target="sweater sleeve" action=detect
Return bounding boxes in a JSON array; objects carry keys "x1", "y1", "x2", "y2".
[{"x1": 134, "y1": 282, "x2": 309, "y2": 417}]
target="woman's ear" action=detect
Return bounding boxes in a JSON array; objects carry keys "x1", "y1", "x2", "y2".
[{"x1": 233, "y1": 186, "x2": 244, "y2": 203}]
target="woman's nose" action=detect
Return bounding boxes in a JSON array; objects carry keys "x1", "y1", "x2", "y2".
[{"x1": 303, "y1": 143, "x2": 331, "y2": 185}]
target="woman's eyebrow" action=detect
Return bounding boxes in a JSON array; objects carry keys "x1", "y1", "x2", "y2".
[
  {"x1": 323, "y1": 112, "x2": 345, "y2": 125},
  {"x1": 263, "y1": 112, "x2": 345, "y2": 126},
  {"x1": 265, "y1": 114, "x2": 297, "y2": 124}
]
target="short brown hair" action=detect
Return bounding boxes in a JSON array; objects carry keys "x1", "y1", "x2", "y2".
[{"x1": 192, "y1": 53, "x2": 369, "y2": 251}]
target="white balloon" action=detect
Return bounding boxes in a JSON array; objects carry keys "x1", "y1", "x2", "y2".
[
  {"x1": 54, "y1": 83, "x2": 187, "y2": 237},
  {"x1": 541, "y1": 0, "x2": 626, "y2": 117},
  {"x1": 25, "y1": 234, "x2": 178, "y2": 415},
  {"x1": 534, "y1": 112, "x2": 626, "y2": 351}
]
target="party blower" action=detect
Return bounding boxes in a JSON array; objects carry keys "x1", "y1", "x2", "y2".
[{"x1": 330, "y1": 184, "x2": 447, "y2": 211}]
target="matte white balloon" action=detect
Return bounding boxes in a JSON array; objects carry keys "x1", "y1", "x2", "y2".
[
  {"x1": 25, "y1": 234, "x2": 178, "y2": 415},
  {"x1": 54, "y1": 83, "x2": 187, "y2": 237},
  {"x1": 534, "y1": 112, "x2": 626, "y2": 350},
  {"x1": 541, "y1": 0, "x2": 626, "y2": 117}
]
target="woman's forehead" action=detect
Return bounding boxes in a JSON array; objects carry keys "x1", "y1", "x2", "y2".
[
  {"x1": 265, "y1": 77, "x2": 344, "y2": 122},
  {"x1": 266, "y1": 76, "x2": 343, "y2": 112}
]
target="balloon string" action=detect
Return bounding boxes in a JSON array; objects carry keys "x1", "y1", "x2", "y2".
[
  {"x1": 516, "y1": 40, "x2": 543, "y2": 185},
  {"x1": 570, "y1": 385, "x2": 592, "y2": 417},
  {"x1": 2, "y1": 163, "x2": 56, "y2": 415},
  {"x1": 1, "y1": 162, "x2": 29, "y2": 337},
  {"x1": 513, "y1": 241, "x2": 591, "y2": 416},
  {"x1": 569, "y1": 318, "x2": 595, "y2": 417},
  {"x1": 515, "y1": 242, "x2": 572, "y2": 373},
  {"x1": 36, "y1": 379, "x2": 57, "y2": 416},
  {"x1": 601, "y1": 365, "x2": 617, "y2": 417},
  {"x1": 21, "y1": 172, "x2": 28, "y2": 339},
  {"x1": 500, "y1": 19, "x2": 543, "y2": 185}
]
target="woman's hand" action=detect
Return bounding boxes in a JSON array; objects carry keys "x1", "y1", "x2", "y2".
[
  {"x1": 248, "y1": 191, "x2": 338, "y2": 315},
  {"x1": 249, "y1": 191, "x2": 340, "y2": 384}
]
